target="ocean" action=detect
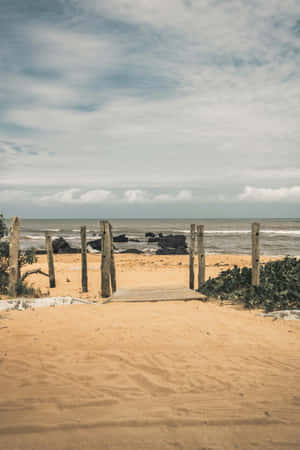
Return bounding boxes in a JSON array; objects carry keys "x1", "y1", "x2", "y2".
[{"x1": 15, "y1": 218, "x2": 300, "y2": 256}]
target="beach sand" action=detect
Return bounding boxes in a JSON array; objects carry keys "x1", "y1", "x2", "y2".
[
  {"x1": 16, "y1": 253, "x2": 280, "y2": 299},
  {"x1": 1, "y1": 254, "x2": 300, "y2": 449}
]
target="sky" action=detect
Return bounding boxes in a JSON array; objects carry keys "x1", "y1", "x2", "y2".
[{"x1": 1, "y1": 0, "x2": 300, "y2": 218}]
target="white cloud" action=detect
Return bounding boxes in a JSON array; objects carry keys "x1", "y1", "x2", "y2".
[
  {"x1": 79, "y1": 190, "x2": 115, "y2": 203},
  {"x1": 35, "y1": 189, "x2": 193, "y2": 205},
  {"x1": 153, "y1": 190, "x2": 192, "y2": 203},
  {"x1": 238, "y1": 186, "x2": 300, "y2": 203},
  {"x1": 82, "y1": 0, "x2": 300, "y2": 59},
  {"x1": 0, "y1": 75, "x2": 78, "y2": 109},
  {"x1": 123, "y1": 189, "x2": 193, "y2": 203},
  {"x1": 124, "y1": 190, "x2": 147, "y2": 203},
  {"x1": 26, "y1": 25, "x2": 122, "y2": 84},
  {"x1": 38, "y1": 189, "x2": 114, "y2": 205},
  {"x1": 176, "y1": 190, "x2": 192, "y2": 201}
]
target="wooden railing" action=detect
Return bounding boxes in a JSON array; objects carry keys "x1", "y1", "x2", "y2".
[{"x1": 7, "y1": 217, "x2": 261, "y2": 298}]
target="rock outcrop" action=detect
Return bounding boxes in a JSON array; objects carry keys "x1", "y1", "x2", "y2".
[
  {"x1": 52, "y1": 237, "x2": 80, "y2": 254},
  {"x1": 156, "y1": 234, "x2": 188, "y2": 255},
  {"x1": 120, "y1": 248, "x2": 143, "y2": 254},
  {"x1": 113, "y1": 234, "x2": 129, "y2": 243},
  {"x1": 87, "y1": 238, "x2": 102, "y2": 252},
  {"x1": 145, "y1": 232, "x2": 155, "y2": 238}
]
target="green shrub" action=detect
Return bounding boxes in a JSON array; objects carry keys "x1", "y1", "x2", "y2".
[
  {"x1": 199, "y1": 257, "x2": 300, "y2": 312},
  {"x1": 0, "y1": 213, "x2": 39, "y2": 296}
]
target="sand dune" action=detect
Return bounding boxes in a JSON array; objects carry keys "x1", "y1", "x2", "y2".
[{"x1": 0, "y1": 254, "x2": 299, "y2": 449}]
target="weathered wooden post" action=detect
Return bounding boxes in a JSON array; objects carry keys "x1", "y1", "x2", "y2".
[
  {"x1": 189, "y1": 224, "x2": 196, "y2": 290},
  {"x1": 197, "y1": 225, "x2": 205, "y2": 289},
  {"x1": 45, "y1": 231, "x2": 56, "y2": 288},
  {"x1": 8, "y1": 216, "x2": 20, "y2": 297},
  {"x1": 251, "y1": 222, "x2": 260, "y2": 286},
  {"x1": 100, "y1": 220, "x2": 112, "y2": 297},
  {"x1": 80, "y1": 226, "x2": 88, "y2": 293},
  {"x1": 109, "y1": 222, "x2": 117, "y2": 293}
]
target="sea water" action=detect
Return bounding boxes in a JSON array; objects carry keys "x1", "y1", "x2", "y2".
[{"x1": 15, "y1": 218, "x2": 300, "y2": 256}]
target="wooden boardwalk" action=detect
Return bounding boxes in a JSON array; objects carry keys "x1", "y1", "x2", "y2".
[{"x1": 105, "y1": 287, "x2": 207, "y2": 303}]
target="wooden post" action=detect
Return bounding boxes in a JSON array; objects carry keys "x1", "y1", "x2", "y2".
[
  {"x1": 45, "y1": 231, "x2": 56, "y2": 288},
  {"x1": 81, "y1": 226, "x2": 88, "y2": 293},
  {"x1": 197, "y1": 225, "x2": 205, "y2": 289},
  {"x1": 100, "y1": 221, "x2": 111, "y2": 297},
  {"x1": 109, "y1": 222, "x2": 117, "y2": 293},
  {"x1": 17, "y1": 257, "x2": 21, "y2": 285},
  {"x1": 189, "y1": 224, "x2": 196, "y2": 290},
  {"x1": 251, "y1": 222, "x2": 260, "y2": 286},
  {"x1": 8, "y1": 216, "x2": 20, "y2": 297}
]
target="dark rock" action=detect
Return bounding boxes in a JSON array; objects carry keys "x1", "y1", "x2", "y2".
[
  {"x1": 156, "y1": 247, "x2": 188, "y2": 255},
  {"x1": 87, "y1": 238, "x2": 102, "y2": 251},
  {"x1": 120, "y1": 248, "x2": 143, "y2": 254},
  {"x1": 129, "y1": 238, "x2": 140, "y2": 242},
  {"x1": 148, "y1": 237, "x2": 159, "y2": 243},
  {"x1": 155, "y1": 234, "x2": 188, "y2": 255},
  {"x1": 52, "y1": 237, "x2": 70, "y2": 253},
  {"x1": 52, "y1": 237, "x2": 80, "y2": 254},
  {"x1": 113, "y1": 234, "x2": 128, "y2": 243},
  {"x1": 158, "y1": 234, "x2": 187, "y2": 249},
  {"x1": 145, "y1": 232, "x2": 155, "y2": 238}
]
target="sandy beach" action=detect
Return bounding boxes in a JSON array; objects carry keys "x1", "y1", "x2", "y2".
[
  {"x1": 16, "y1": 253, "x2": 280, "y2": 299},
  {"x1": 1, "y1": 254, "x2": 300, "y2": 449}
]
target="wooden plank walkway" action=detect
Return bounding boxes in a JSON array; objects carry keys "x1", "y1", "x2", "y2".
[{"x1": 105, "y1": 287, "x2": 207, "y2": 303}]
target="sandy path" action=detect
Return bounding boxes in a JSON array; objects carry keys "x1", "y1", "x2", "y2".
[
  {"x1": 1, "y1": 254, "x2": 299, "y2": 449},
  {"x1": 1, "y1": 302, "x2": 300, "y2": 449}
]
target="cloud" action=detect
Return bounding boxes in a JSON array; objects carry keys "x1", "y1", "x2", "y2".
[
  {"x1": 26, "y1": 25, "x2": 122, "y2": 85},
  {"x1": 238, "y1": 186, "x2": 300, "y2": 203},
  {"x1": 154, "y1": 190, "x2": 192, "y2": 202},
  {"x1": 123, "y1": 189, "x2": 193, "y2": 203},
  {"x1": 35, "y1": 189, "x2": 193, "y2": 205},
  {"x1": 38, "y1": 189, "x2": 115, "y2": 205},
  {"x1": 78, "y1": 190, "x2": 115, "y2": 203},
  {"x1": 1, "y1": 1, "x2": 300, "y2": 217},
  {"x1": 124, "y1": 190, "x2": 147, "y2": 203},
  {"x1": 81, "y1": 0, "x2": 300, "y2": 64}
]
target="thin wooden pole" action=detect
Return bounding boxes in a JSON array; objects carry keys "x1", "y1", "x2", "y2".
[
  {"x1": 197, "y1": 225, "x2": 205, "y2": 289},
  {"x1": 45, "y1": 231, "x2": 56, "y2": 288},
  {"x1": 109, "y1": 222, "x2": 117, "y2": 293},
  {"x1": 189, "y1": 224, "x2": 196, "y2": 290},
  {"x1": 251, "y1": 222, "x2": 260, "y2": 287},
  {"x1": 100, "y1": 221, "x2": 111, "y2": 297},
  {"x1": 81, "y1": 226, "x2": 88, "y2": 293},
  {"x1": 17, "y1": 257, "x2": 21, "y2": 286},
  {"x1": 8, "y1": 216, "x2": 20, "y2": 297}
]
